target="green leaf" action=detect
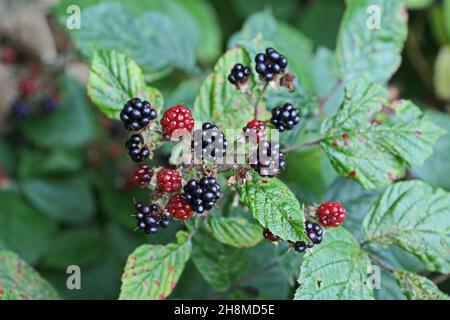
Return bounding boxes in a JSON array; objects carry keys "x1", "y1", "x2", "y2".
[
  {"x1": 336, "y1": 0, "x2": 408, "y2": 84},
  {"x1": 204, "y1": 216, "x2": 263, "y2": 248},
  {"x1": 193, "y1": 47, "x2": 256, "y2": 129},
  {"x1": 21, "y1": 76, "x2": 96, "y2": 148},
  {"x1": 87, "y1": 50, "x2": 163, "y2": 120},
  {"x1": 0, "y1": 192, "x2": 57, "y2": 265},
  {"x1": 0, "y1": 139, "x2": 15, "y2": 175},
  {"x1": 239, "y1": 172, "x2": 307, "y2": 243},
  {"x1": 406, "y1": 0, "x2": 434, "y2": 9},
  {"x1": 20, "y1": 176, "x2": 95, "y2": 225},
  {"x1": 320, "y1": 80, "x2": 445, "y2": 189},
  {"x1": 192, "y1": 227, "x2": 249, "y2": 292},
  {"x1": 313, "y1": 47, "x2": 344, "y2": 116},
  {"x1": 434, "y1": 46, "x2": 450, "y2": 100},
  {"x1": 18, "y1": 148, "x2": 83, "y2": 179},
  {"x1": 282, "y1": 146, "x2": 338, "y2": 203},
  {"x1": 363, "y1": 181, "x2": 450, "y2": 273},
  {"x1": 294, "y1": 228, "x2": 374, "y2": 300},
  {"x1": 412, "y1": 111, "x2": 450, "y2": 191},
  {"x1": 393, "y1": 270, "x2": 449, "y2": 300},
  {"x1": 66, "y1": 2, "x2": 196, "y2": 79},
  {"x1": 41, "y1": 228, "x2": 104, "y2": 269},
  {"x1": 178, "y1": 0, "x2": 221, "y2": 62},
  {"x1": 0, "y1": 250, "x2": 59, "y2": 300},
  {"x1": 296, "y1": 0, "x2": 345, "y2": 49},
  {"x1": 119, "y1": 231, "x2": 191, "y2": 300}
]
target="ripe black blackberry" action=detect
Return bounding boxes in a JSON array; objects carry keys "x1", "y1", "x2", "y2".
[
  {"x1": 305, "y1": 220, "x2": 323, "y2": 245},
  {"x1": 11, "y1": 100, "x2": 31, "y2": 119},
  {"x1": 249, "y1": 141, "x2": 286, "y2": 177},
  {"x1": 183, "y1": 177, "x2": 222, "y2": 214},
  {"x1": 271, "y1": 103, "x2": 300, "y2": 132},
  {"x1": 125, "y1": 134, "x2": 150, "y2": 162},
  {"x1": 292, "y1": 220, "x2": 324, "y2": 253},
  {"x1": 120, "y1": 98, "x2": 157, "y2": 131},
  {"x1": 255, "y1": 47, "x2": 288, "y2": 81},
  {"x1": 134, "y1": 202, "x2": 170, "y2": 235},
  {"x1": 228, "y1": 63, "x2": 251, "y2": 86},
  {"x1": 40, "y1": 95, "x2": 58, "y2": 113},
  {"x1": 191, "y1": 122, "x2": 228, "y2": 162}
]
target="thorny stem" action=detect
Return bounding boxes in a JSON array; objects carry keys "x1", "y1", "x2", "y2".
[
  {"x1": 254, "y1": 82, "x2": 269, "y2": 120},
  {"x1": 282, "y1": 139, "x2": 322, "y2": 153}
]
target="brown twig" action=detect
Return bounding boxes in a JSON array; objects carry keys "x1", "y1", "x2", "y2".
[
  {"x1": 432, "y1": 274, "x2": 450, "y2": 285},
  {"x1": 282, "y1": 139, "x2": 322, "y2": 153},
  {"x1": 254, "y1": 82, "x2": 269, "y2": 119},
  {"x1": 366, "y1": 252, "x2": 395, "y2": 272},
  {"x1": 318, "y1": 79, "x2": 343, "y2": 115}
]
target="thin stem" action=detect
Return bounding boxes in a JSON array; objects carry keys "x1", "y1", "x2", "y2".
[
  {"x1": 318, "y1": 79, "x2": 343, "y2": 115},
  {"x1": 282, "y1": 139, "x2": 322, "y2": 153},
  {"x1": 366, "y1": 252, "x2": 395, "y2": 272},
  {"x1": 432, "y1": 274, "x2": 450, "y2": 285},
  {"x1": 254, "y1": 83, "x2": 269, "y2": 119}
]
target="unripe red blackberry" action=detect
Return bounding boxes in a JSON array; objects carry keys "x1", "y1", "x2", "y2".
[
  {"x1": 243, "y1": 119, "x2": 266, "y2": 143},
  {"x1": 156, "y1": 169, "x2": 182, "y2": 193},
  {"x1": 132, "y1": 164, "x2": 153, "y2": 187},
  {"x1": 317, "y1": 202, "x2": 346, "y2": 227},
  {"x1": 166, "y1": 194, "x2": 194, "y2": 221},
  {"x1": 263, "y1": 228, "x2": 280, "y2": 242},
  {"x1": 160, "y1": 105, "x2": 194, "y2": 137}
]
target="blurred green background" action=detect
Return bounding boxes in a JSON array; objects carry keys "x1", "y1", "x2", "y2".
[{"x1": 0, "y1": 0, "x2": 449, "y2": 299}]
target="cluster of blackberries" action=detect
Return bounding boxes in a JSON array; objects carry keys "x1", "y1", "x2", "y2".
[
  {"x1": 249, "y1": 141, "x2": 286, "y2": 177},
  {"x1": 120, "y1": 98, "x2": 157, "y2": 131},
  {"x1": 255, "y1": 48, "x2": 288, "y2": 82},
  {"x1": 228, "y1": 63, "x2": 251, "y2": 86},
  {"x1": 183, "y1": 177, "x2": 222, "y2": 214},
  {"x1": 292, "y1": 220, "x2": 324, "y2": 253},
  {"x1": 125, "y1": 134, "x2": 150, "y2": 162},
  {"x1": 135, "y1": 202, "x2": 170, "y2": 235},
  {"x1": 192, "y1": 122, "x2": 228, "y2": 162},
  {"x1": 11, "y1": 95, "x2": 59, "y2": 120},
  {"x1": 271, "y1": 103, "x2": 300, "y2": 132}
]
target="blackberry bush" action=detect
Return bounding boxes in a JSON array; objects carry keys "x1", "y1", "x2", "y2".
[{"x1": 5, "y1": 1, "x2": 444, "y2": 303}]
